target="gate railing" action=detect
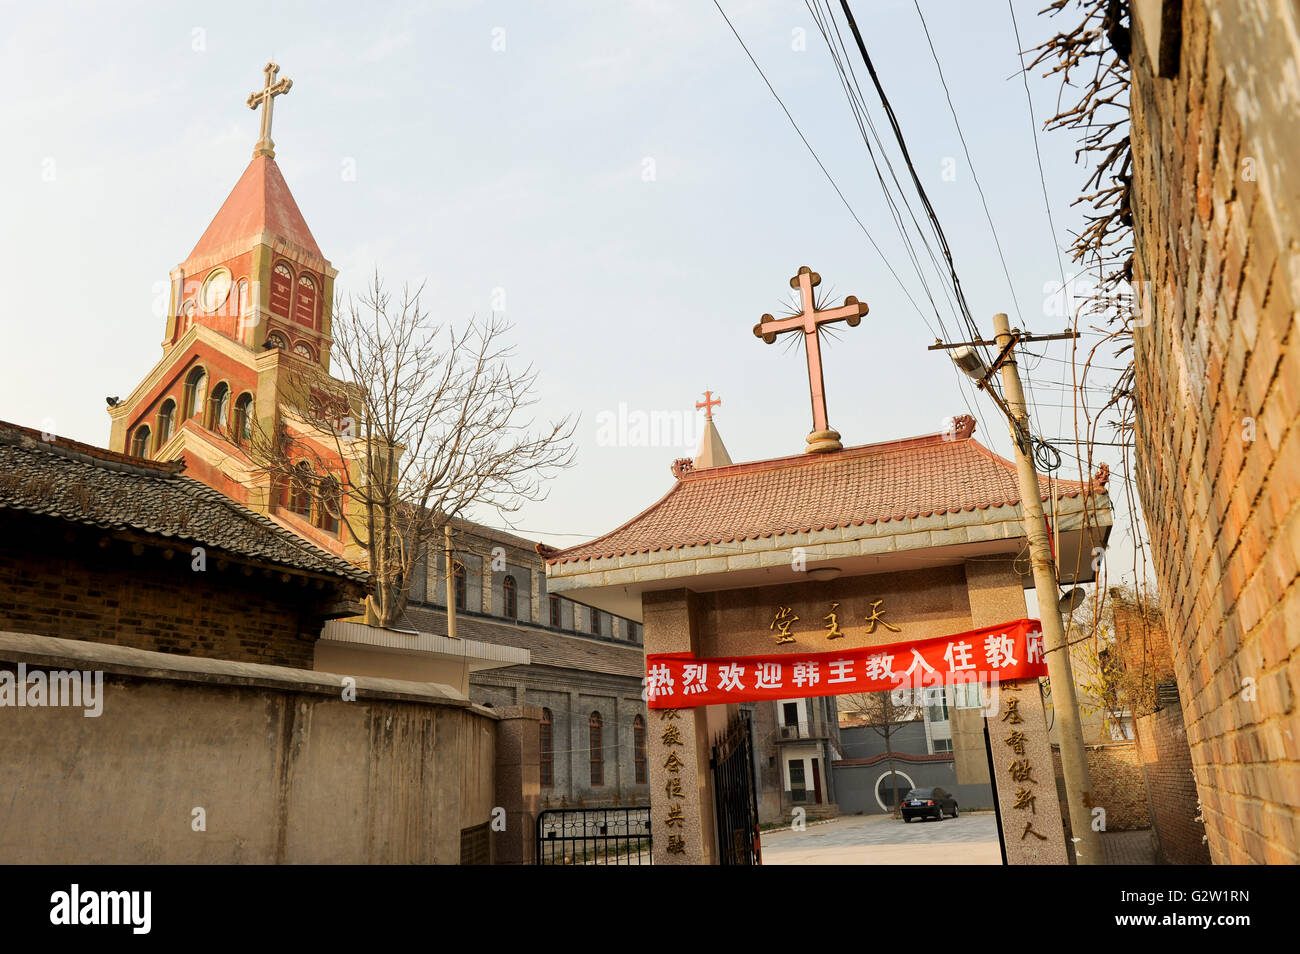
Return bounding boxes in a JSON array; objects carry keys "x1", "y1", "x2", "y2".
[
  {"x1": 711, "y1": 711, "x2": 762, "y2": 865},
  {"x1": 535, "y1": 807, "x2": 652, "y2": 865}
]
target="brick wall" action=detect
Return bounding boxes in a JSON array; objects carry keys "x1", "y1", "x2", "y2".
[
  {"x1": 0, "y1": 512, "x2": 328, "y2": 668},
  {"x1": 1129, "y1": 0, "x2": 1300, "y2": 863},
  {"x1": 1134, "y1": 699, "x2": 1214, "y2": 864},
  {"x1": 1052, "y1": 742, "x2": 1151, "y2": 834}
]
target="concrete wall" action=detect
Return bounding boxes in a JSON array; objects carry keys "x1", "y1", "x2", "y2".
[
  {"x1": 1129, "y1": 0, "x2": 1300, "y2": 863},
  {"x1": 0, "y1": 632, "x2": 498, "y2": 864}
]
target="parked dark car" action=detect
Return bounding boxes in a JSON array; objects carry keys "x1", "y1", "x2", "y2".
[{"x1": 900, "y1": 787, "x2": 958, "y2": 821}]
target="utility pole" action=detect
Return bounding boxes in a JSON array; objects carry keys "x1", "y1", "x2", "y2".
[
  {"x1": 933, "y1": 314, "x2": 1101, "y2": 865},
  {"x1": 444, "y1": 523, "x2": 459, "y2": 641}
]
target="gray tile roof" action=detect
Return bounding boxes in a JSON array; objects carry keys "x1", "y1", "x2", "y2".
[
  {"x1": 402, "y1": 604, "x2": 643, "y2": 680},
  {"x1": 0, "y1": 420, "x2": 368, "y2": 585}
]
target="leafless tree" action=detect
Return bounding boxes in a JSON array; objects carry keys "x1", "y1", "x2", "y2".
[
  {"x1": 841, "y1": 689, "x2": 924, "y2": 818},
  {"x1": 248, "y1": 272, "x2": 576, "y2": 628}
]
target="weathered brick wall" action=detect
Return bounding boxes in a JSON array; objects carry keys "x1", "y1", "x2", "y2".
[
  {"x1": 1129, "y1": 0, "x2": 1300, "y2": 863},
  {"x1": 0, "y1": 513, "x2": 324, "y2": 668},
  {"x1": 1052, "y1": 743, "x2": 1151, "y2": 833},
  {"x1": 1087, "y1": 743, "x2": 1151, "y2": 831},
  {"x1": 1135, "y1": 700, "x2": 1214, "y2": 864}
]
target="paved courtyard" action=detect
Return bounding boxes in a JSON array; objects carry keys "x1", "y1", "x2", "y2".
[{"x1": 761, "y1": 812, "x2": 1002, "y2": 865}]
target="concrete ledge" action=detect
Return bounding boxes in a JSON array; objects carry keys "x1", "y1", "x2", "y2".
[{"x1": 0, "y1": 630, "x2": 494, "y2": 713}]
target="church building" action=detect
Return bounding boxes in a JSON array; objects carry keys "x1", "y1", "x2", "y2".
[{"x1": 106, "y1": 63, "x2": 357, "y2": 565}]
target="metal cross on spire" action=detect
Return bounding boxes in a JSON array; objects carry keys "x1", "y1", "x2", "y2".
[
  {"x1": 753, "y1": 266, "x2": 869, "y2": 453},
  {"x1": 695, "y1": 390, "x2": 721, "y2": 421},
  {"x1": 246, "y1": 61, "x2": 293, "y2": 159}
]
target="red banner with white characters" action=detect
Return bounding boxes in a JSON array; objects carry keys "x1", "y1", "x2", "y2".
[{"x1": 645, "y1": 619, "x2": 1045, "y2": 708}]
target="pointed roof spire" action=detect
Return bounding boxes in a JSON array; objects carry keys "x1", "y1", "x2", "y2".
[
  {"x1": 692, "y1": 390, "x2": 733, "y2": 470},
  {"x1": 182, "y1": 155, "x2": 323, "y2": 266}
]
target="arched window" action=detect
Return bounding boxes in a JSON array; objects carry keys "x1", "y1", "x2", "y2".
[
  {"x1": 288, "y1": 461, "x2": 314, "y2": 518},
  {"x1": 182, "y1": 367, "x2": 207, "y2": 420},
  {"x1": 130, "y1": 425, "x2": 151, "y2": 458},
  {"x1": 266, "y1": 332, "x2": 288, "y2": 350},
  {"x1": 179, "y1": 300, "x2": 195, "y2": 335},
  {"x1": 233, "y1": 393, "x2": 254, "y2": 445},
  {"x1": 453, "y1": 562, "x2": 467, "y2": 611},
  {"x1": 293, "y1": 341, "x2": 315, "y2": 361},
  {"x1": 589, "y1": 712, "x2": 604, "y2": 786},
  {"x1": 316, "y1": 475, "x2": 341, "y2": 535},
  {"x1": 549, "y1": 594, "x2": 561, "y2": 628},
  {"x1": 590, "y1": 607, "x2": 601, "y2": 636},
  {"x1": 269, "y1": 262, "x2": 294, "y2": 319},
  {"x1": 633, "y1": 715, "x2": 647, "y2": 783},
  {"x1": 503, "y1": 575, "x2": 517, "y2": 618},
  {"x1": 208, "y1": 382, "x2": 230, "y2": 432},
  {"x1": 539, "y1": 708, "x2": 554, "y2": 789},
  {"x1": 157, "y1": 399, "x2": 176, "y2": 445},
  {"x1": 295, "y1": 273, "x2": 318, "y2": 328}
]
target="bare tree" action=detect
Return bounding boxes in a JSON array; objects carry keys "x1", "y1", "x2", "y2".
[
  {"x1": 248, "y1": 272, "x2": 577, "y2": 628},
  {"x1": 841, "y1": 689, "x2": 925, "y2": 818}
]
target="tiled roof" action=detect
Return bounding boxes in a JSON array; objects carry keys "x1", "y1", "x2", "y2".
[
  {"x1": 402, "y1": 605, "x2": 643, "y2": 680},
  {"x1": 184, "y1": 155, "x2": 323, "y2": 264},
  {"x1": 546, "y1": 430, "x2": 1102, "y2": 565},
  {"x1": 0, "y1": 421, "x2": 367, "y2": 585}
]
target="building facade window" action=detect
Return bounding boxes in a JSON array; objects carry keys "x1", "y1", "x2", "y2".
[
  {"x1": 633, "y1": 715, "x2": 647, "y2": 784},
  {"x1": 208, "y1": 382, "x2": 230, "y2": 432},
  {"x1": 233, "y1": 393, "x2": 254, "y2": 444},
  {"x1": 182, "y1": 367, "x2": 207, "y2": 420},
  {"x1": 503, "y1": 574, "x2": 517, "y2": 618},
  {"x1": 288, "y1": 461, "x2": 314, "y2": 518},
  {"x1": 539, "y1": 708, "x2": 554, "y2": 789},
  {"x1": 316, "y1": 475, "x2": 341, "y2": 535},
  {"x1": 454, "y1": 562, "x2": 467, "y2": 611},
  {"x1": 589, "y1": 711, "x2": 603, "y2": 786},
  {"x1": 130, "y1": 425, "x2": 151, "y2": 458},
  {"x1": 157, "y1": 399, "x2": 176, "y2": 445},
  {"x1": 549, "y1": 594, "x2": 561, "y2": 628},
  {"x1": 590, "y1": 608, "x2": 601, "y2": 636}
]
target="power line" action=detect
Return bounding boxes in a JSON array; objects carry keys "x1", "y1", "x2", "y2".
[
  {"x1": 911, "y1": 0, "x2": 1025, "y2": 327},
  {"x1": 710, "y1": 0, "x2": 932, "y2": 329},
  {"x1": 835, "y1": 0, "x2": 988, "y2": 360}
]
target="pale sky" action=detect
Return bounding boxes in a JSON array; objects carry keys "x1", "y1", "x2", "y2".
[{"x1": 0, "y1": 0, "x2": 1152, "y2": 589}]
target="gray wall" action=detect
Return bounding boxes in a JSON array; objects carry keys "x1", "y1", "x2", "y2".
[{"x1": 0, "y1": 634, "x2": 498, "y2": 863}]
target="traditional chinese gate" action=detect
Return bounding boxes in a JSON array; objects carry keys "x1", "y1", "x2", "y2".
[{"x1": 710, "y1": 710, "x2": 762, "y2": 865}]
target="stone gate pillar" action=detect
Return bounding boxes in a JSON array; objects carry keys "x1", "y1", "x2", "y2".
[
  {"x1": 966, "y1": 559, "x2": 1069, "y2": 864},
  {"x1": 643, "y1": 588, "x2": 717, "y2": 865}
]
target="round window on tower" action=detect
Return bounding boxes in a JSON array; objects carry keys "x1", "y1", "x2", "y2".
[
  {"x1": 293, "y1": 342, "x2": 314, "y2": 361},
  {"x1": 200, "y1": 267, "x2": 233, "y2": 313}
]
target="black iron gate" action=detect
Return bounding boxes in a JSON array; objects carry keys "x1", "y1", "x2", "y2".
[
  {"x1": 535, "y1": 807, "x2": 651, "y2": 864},
  {"x1": 711, "y1": 711, "x2": 762, "y2": 865}
]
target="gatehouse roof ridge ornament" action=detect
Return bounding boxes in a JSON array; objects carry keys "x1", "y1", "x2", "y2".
[
  {"x1": 695, "y1": 389, "x2": 721, "y2": 421},
  {"x1": 692, "y1": 389, "x2": 732, "y2": 470},
  {"x1": 247, "y1": 61, "x2": 293, "y2": 159},
  {"x1": 753, "y1": 266, "x2": 868, "y2": 454}
]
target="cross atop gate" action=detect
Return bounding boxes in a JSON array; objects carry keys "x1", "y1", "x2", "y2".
[
  {"x1": 753, "y1": 266, "x2": 868, "y2": 453},
  {"x1": 696, "y1": 390, "x2": 721, "y2": 421}
]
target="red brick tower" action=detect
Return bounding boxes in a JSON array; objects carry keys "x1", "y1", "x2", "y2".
[{"x1": 108, "y1": 63, "x2": 356, "y2": 562}]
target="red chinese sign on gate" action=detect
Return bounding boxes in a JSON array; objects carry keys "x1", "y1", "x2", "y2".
[{"x1": 645, "y1": 618, "x2": 1045, "y2": 709}]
